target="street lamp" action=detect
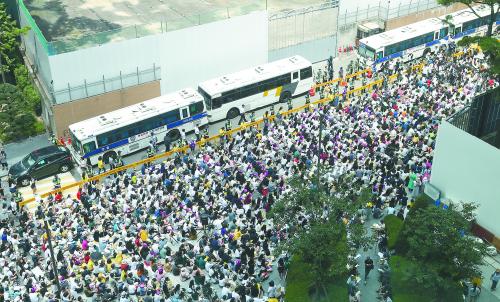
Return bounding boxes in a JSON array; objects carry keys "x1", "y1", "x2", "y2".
[
  {"x1": 316, "y1": 104, "x2": 326, "y2": 199},
  {"x1": 39, "y1": 207, "x2": 62, "y2": 299}
]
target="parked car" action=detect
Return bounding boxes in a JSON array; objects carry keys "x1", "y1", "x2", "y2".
[{"x1": 8, "y1": 146, "x2": 73, "y2": 186}]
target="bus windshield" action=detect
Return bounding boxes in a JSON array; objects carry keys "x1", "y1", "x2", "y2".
[{"x1": 358, "y1": 44, "x2": 376, "y2": 60}]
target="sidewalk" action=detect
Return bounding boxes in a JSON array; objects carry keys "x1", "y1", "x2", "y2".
[{"x1": 478, "y1": 254, "x2": 500, "y2": 302}]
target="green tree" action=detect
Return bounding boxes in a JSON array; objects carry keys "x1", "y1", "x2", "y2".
[
  {"x1": 0, "y1": 83, "x2": 38, "y2": 142},
  {"x1": 0, "y1": 3, "x2": 29, "y2": 83},
  {"x1": 437, "y1": 0, "x2": 500, "y2": 37},
  {"x1": 14, "y1": 65, "x2": 42, "y2": 115},
  {"x1": 270, "y1": 177, "x2": 371, "y2": 299},
  {"x1": 397, "y1": 202, "x2": 486, "y2": 299}
]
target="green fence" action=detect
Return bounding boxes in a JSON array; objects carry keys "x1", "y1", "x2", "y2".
[{"x1": 18, "y1": 0, "x2": 49, "y2": 53}]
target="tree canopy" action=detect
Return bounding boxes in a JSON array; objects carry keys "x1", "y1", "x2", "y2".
[
  {"x1": 395, "y1": 202, "x2": 486, "y2": 298},
  {"x1": 0, "y1": 3, "x2": 29, "y2": 82},
  {"x1": 0, "y1": 83, "x2": 39, "y2": 142},
  {"x1": 270, "y1": 176, "x2": 371, "y2": 299}
]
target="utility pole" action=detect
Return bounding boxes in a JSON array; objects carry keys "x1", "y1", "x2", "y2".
[
  {"x1": 43, "y1": 215, "x2": 62, "y2": 299},
  {"x1": 316, "y1": 107, "x2": 324, "y2": 200}
]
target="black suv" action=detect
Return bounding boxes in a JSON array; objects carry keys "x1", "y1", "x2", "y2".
[{"x1": 9, "y1": 146, "x2": 73, "y2": 186}]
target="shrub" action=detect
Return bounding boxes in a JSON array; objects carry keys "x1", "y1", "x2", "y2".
[
  {"x1": 0, "y1": 83, "x2": 40, "y2": 142},
  {"x1": 384, "y1": 214, "x2": 404, "y2": 250}
]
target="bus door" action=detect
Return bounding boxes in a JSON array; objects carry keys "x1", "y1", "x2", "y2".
[
  {"x1": 291, "y1": 70, "x2": 300, "y2": 84},
  {"x1": 434, "y1": 31, "x2": 439, "y2": 40},
  {"x1": 454, "y1": 26, "x2": 462, "y2": 37},
  {"x1": 180, "y1": 106, "x2": 190, "y2": 120}
]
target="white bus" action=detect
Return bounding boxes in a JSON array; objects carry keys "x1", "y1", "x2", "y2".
[
  {"x1": 68, "y1": 88, "x2": 208, "y2": 165},
  {"x1": 198, "y1": 55, "x2": 314, "y2": 122},
  {"x1": 358, "y1": 4, "x2": 500, "y2": 66}
]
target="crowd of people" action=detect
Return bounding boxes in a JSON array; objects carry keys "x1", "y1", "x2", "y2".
[{"x1": 0, "y1": 44, "x2": 497, "y2": 302}]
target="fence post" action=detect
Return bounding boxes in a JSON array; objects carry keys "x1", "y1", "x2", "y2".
[
  {"x1": 135, "y1": 25, "x2": 138, "y2": 38},
  {"x1": 344, "y1": 9, "x2": 347, "y2": 28},
  {"x1": 198, "y1": 14, "x2": 201, "y2": 25},
  {"x1": 102, "y1": 75, "x2": 106, "y2": 92},
  {"x1": 120, "y1": 71, "x2": 123, "y2": 89},
  {"x1": 67, "y1": 83, "x2": 72, "y2": 101},
  {"x1": 355, "y1": 6, "x2": 358, "y2": 23},
  {"x1": 161, "y1": 21, "x2": 163, "y2": 33},
  {"x1": 367, "y1": 4, "x2": 369, "y2": 19},
  {"x1": 227, "y1": 7, "x2": 230, "y2": 18},
  {"x1": 137, "y1": 67, "x2": 140, "y2": 85},
  {"x1": 416, "y1": 0, "x2": 420, "y2": 14},
  {"x1": 153, "y1": 63, "x2": 156, "y2": 80},
  {"x1": 84, "y1": 79, "x2": 88, "y2": 97}
]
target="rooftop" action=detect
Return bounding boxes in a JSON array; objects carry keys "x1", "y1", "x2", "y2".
[{"x1": 23, "y1": 0, "x2": 325, "y2": 42}]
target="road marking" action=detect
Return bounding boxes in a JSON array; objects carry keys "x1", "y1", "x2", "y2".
[{"x1": 19, "y1": 172, "x2": 79, "y2": 209}]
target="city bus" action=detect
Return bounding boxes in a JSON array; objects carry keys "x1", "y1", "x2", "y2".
[
  {"x1": 198, "y1": 55, "x2": 314, "y2": 122},
  {"x1": 68, "y1": 88, "x2": 208, "y2": 165},
  {"x1": 358, "y1": 4, "x2": 499, "y2": 66}
]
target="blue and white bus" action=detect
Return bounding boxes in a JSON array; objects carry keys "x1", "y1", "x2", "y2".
[
  {"x1": 358, "y1": 4, "x2": 500, "y2": 66},
  {"x1": 68, "y1": 88, "x2": 209, "y2": 165}
]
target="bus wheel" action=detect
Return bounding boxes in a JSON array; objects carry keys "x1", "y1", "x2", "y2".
[
  {"x1": 103, "y1": 151, "x2": 117, "y2": 165},
  {"x1": 167, "y1": 130, "x2": 181, "y2": 142},
  {"x1": 227, "y1": 108, "x2": 240, "y2": 120},
  {"x1": 279, "y1": 91, "x2": 291, "y2": 103}
]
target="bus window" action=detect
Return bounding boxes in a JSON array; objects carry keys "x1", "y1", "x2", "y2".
[
  {"x1": 440, "y1": 28, "x2": 448, "y2": 38},
  {"x1": 83, "y1": 141, "x2": 97, "y2": 154},
  {"x1": 376, "y1": 51, "x2": 384, "y2": 60},
  {"x1": 454, "y1": 26, "x2": 462, "y2": 35},
  {"x1": 292, "y1": 71, "x2": 299, "y2": 80},
  {"x1": 189, "y1": 101, "x2": 204, "y2": 116},
  {"x1": 300, "y1": 67, "x2": 312, "y2": 79}
]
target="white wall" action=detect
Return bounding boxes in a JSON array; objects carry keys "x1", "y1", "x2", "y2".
[
  {"x1": 47, "y1": 11, "x2": 268, "y2": 96},
  {"x1": 430, "y1": 121, "x2": 500, "y2": 237},
  {"x1": 159, "y1": 11, "x2": 268, "y2": 94},
  {"x1": 48, "y1": 34, "x2": 160, "y2": 92}
]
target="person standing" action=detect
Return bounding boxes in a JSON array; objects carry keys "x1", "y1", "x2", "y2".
[
  {"x1": 468, "y1": 284, "x2": 480, "y2": 302},
  {"x1": 164, "y1": 135, "x2": 171, "y2": 153},
  {"x1": 194, "y1": 124, "x2": 201, "y2": 141},
  {"x1": 0, "y1": 150, "x2": 7, "y2": 170},
  {"x1": 97, "y1": 156, "x2": 105, "y2": 174},
  {"x1": 364, "y1": 256, "x2": 374, "y2": 284},
  {"x1": 491, "y1": 269, "x2": 500, "y2": 291}
]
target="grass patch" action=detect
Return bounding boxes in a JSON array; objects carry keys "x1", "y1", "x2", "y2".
[
  {"x1": 285, "y1": 256, "x2": 348, "y2": 302},
  {"x1": 389, "y1": 255, "x2": 462, "y2": 302},
  {"x1": 384, "y1": 214, "x2": 404, "y2": 250}
]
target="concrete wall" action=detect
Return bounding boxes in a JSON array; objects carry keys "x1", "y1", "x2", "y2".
[
  {"x1": 159, "y1": 11, "x2": 268, "y2": 94},
  {"x1": 386, "y1": 3, "x2": 467, "y2": 30},
  {"x1": 52, "y1": 81, "x2": 161, "y2": 137},
  {"x1": 46, "y1": 11, "x2": 268, "y2": 96},
  {"x1": 430, "y1": 121, "x2": 500, "y2": 238}
]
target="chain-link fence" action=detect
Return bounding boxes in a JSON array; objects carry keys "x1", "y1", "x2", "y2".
[
  {"x1": 268, "y1": 1, "x2": 339, "y2": 51},
  {"x1": 19, "y1": 0, "x2": 266, "y2": 55},
  {"x1": 52, "y1": 65, "x2": 161, "y2": 104}
]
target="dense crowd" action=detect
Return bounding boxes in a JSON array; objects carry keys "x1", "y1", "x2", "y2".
[{"x1": 0, "y1": 44, "x2": 497, "y2": 302}]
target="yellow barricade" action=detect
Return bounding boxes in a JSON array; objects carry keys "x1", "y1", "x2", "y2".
[{"x1": 17, "y1": 51, "x2": 464, "y2": 207}]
